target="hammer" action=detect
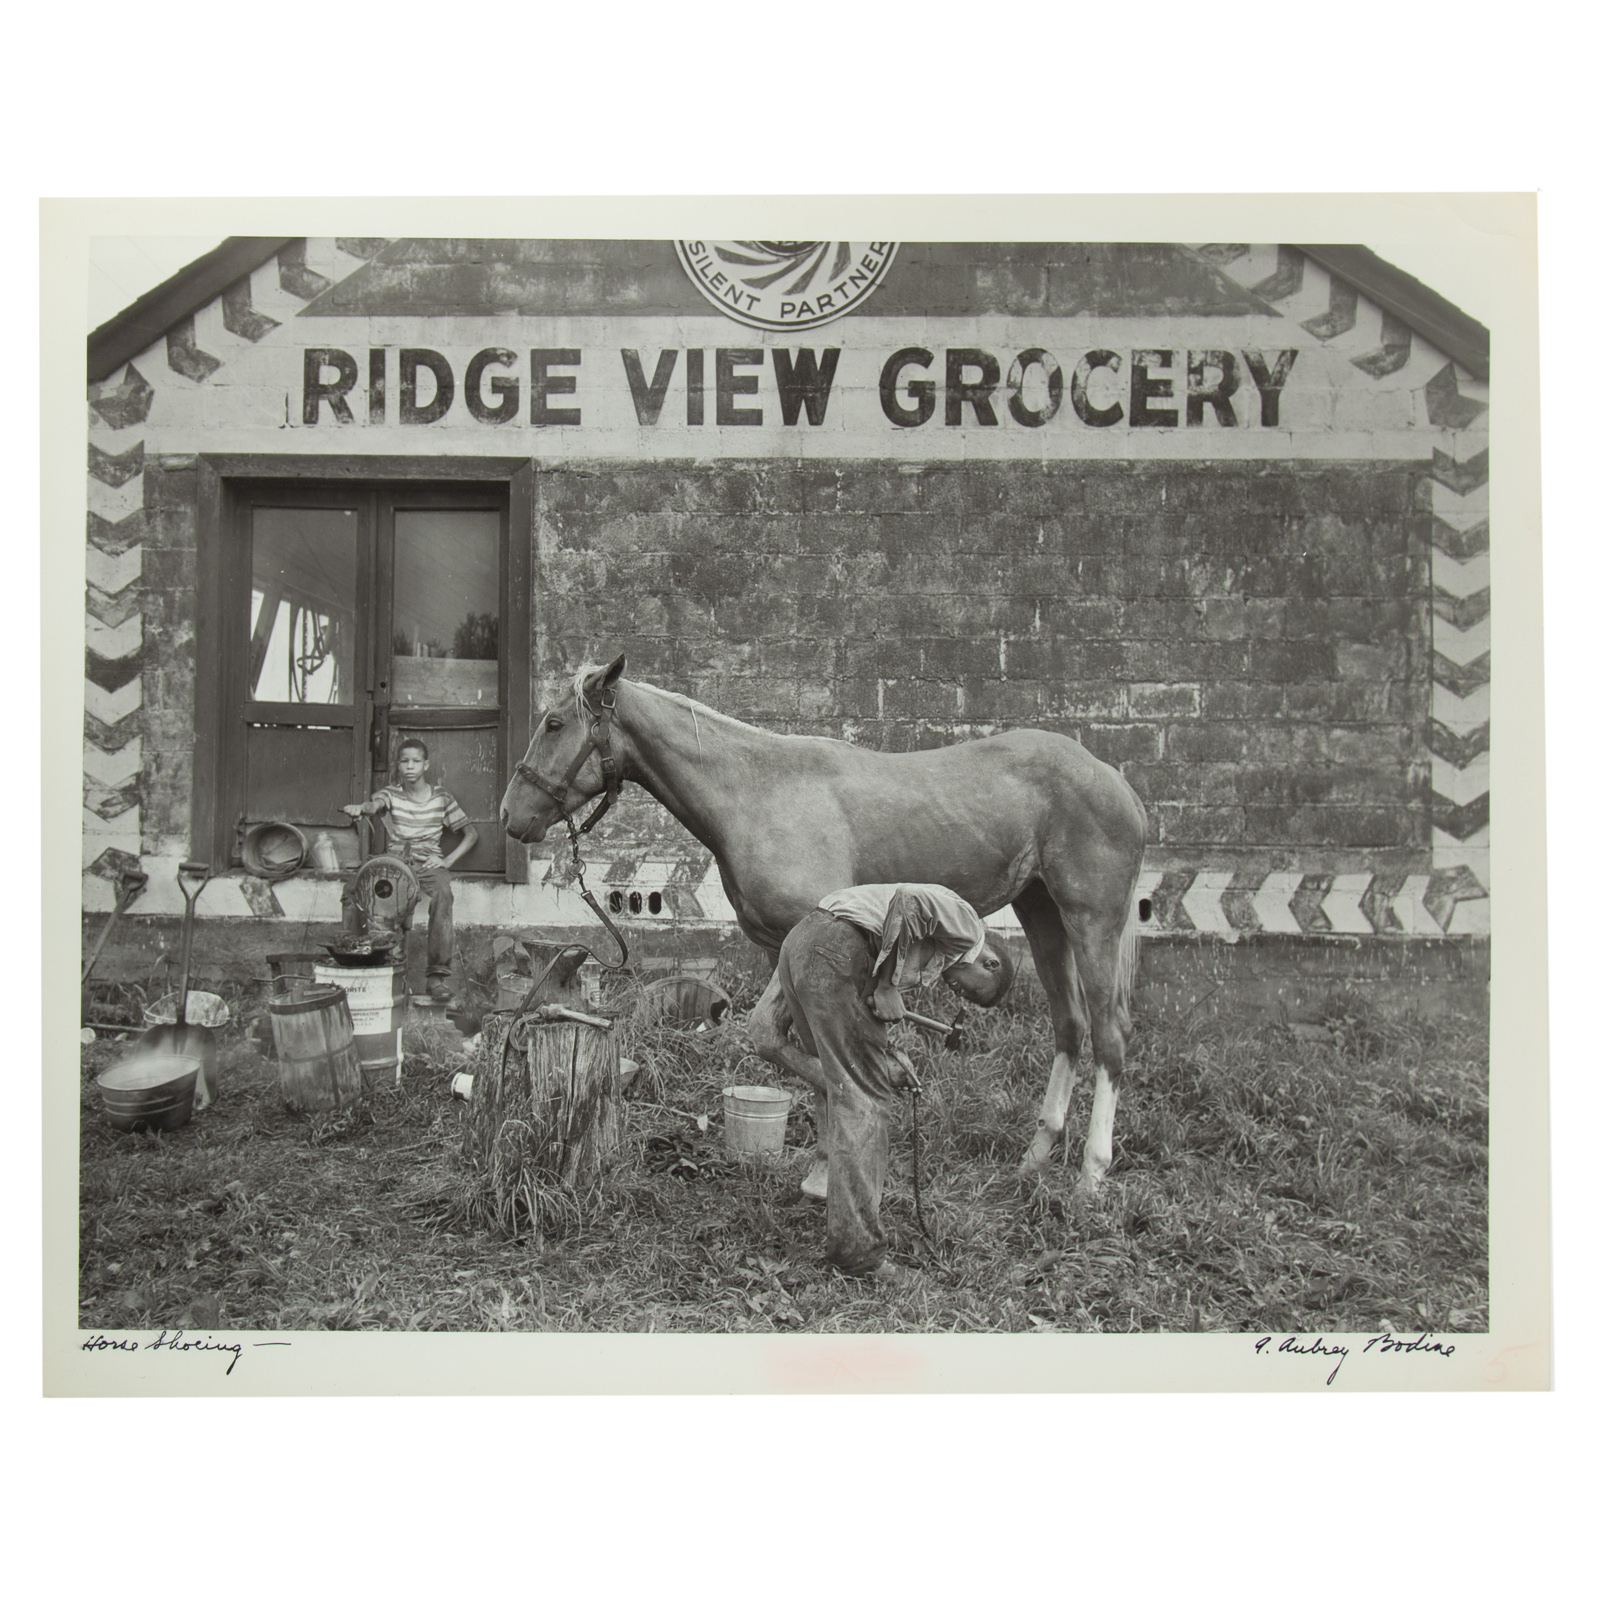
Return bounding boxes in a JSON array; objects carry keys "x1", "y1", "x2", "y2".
[{"x1": 904, "y1": 1009, "x2": 966, "y2": 1051}]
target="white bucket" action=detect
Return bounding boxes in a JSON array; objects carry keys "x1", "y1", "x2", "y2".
[{"x1": 722, "y1": 1085, "x2": 793, "y2": 1157}]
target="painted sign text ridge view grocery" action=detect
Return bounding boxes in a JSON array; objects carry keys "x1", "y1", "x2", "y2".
[{"x1": 302, "y1": 346, "x2": 1302, "y2": 430}]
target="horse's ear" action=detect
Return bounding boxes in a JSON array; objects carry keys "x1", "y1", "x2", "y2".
[{"x1": 596, "y1": 654, "x2": 626, "y2": 692}]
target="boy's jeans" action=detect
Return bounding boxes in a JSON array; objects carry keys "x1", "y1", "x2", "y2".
[{"x1": 341, "y1": 860, "x2": 454, "y2": 979}]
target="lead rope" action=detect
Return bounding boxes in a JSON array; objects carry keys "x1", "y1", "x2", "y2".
[
  {"x1": 493, "y1": 808, "x2": 629, "y2": 1097},
  {"x1": 563, "y1": 813, "x2": 628, "y2": 970}
]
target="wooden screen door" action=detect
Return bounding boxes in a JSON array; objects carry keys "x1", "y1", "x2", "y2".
[
  {"x1": 370, "y1": 487, "x2": 505, "y2": 873},
  {"x1": 236, "y1": 481, "x2": 508, "y2": 874}
]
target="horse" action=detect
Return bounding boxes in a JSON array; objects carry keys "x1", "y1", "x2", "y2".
[{"x1": 499, "y1": 655, "x2": 1148, "y2": 1195}]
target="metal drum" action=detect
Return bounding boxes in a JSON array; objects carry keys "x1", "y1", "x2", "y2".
[{"x1": 312, "y1": 964, "x2": 406, "y2": 1089}]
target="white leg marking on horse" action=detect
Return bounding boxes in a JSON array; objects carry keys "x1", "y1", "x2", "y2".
[
  {"x1": 1080, "y1": 1067, "x2": 1119, "y2": 1193},
  {"x1": 1022, "y1": 1050, "x2": 1077, "y2": 1173}
]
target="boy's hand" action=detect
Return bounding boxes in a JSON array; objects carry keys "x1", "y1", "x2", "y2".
[{"x1": 342, "y1": 803, "x2": 365, "y2": 818}]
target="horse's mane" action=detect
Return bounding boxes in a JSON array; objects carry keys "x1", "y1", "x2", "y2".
[{"x1": 568, "y1": 663, "x2": 769, "y2": 738}]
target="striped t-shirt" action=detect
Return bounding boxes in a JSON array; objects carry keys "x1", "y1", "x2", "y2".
[{"x1": 374, "y1": 784, "x2": 468, "y2": 868}]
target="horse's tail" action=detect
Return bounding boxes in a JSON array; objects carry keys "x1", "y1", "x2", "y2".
[{"x1": 1114, "y1": 869, "x2": 1142, "y2": 1029}]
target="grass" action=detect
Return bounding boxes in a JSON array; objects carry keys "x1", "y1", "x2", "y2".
[{"x1": 76, "y1": 966, "x2": 1488, "y2": 1336}]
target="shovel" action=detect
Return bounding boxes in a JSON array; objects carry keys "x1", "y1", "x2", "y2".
[
  {"x1": 136, "y1": 861, "x2": 215, "y2": 1107},
  {"x1": 81, "y1": 863, "x2": 148, "y2": 988}
]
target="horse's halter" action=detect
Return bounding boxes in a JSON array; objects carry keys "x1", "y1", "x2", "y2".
[
  {"x1": 510, "y1": 686, "x2": 623, "y2": 844},
  {"x1": 507, "y1": 684, "x2": 630, "y2": 971}
]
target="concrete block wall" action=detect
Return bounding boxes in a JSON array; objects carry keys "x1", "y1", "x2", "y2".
[
  {"x1": 80, "y1": 235, "x2": 1490, "y2": 960},
  {"x1": 534, "y1": 456, "x2": 1432, "y2": 874}
]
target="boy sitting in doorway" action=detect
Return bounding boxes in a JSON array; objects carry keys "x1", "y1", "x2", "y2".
[{"x1": 343, "y1": 737, "x2": 479, "y2": 1003}]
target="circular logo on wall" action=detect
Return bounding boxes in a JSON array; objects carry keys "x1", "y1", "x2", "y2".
[{"x1": 674, "y1": 240, "x2": 899, "y2": 331}]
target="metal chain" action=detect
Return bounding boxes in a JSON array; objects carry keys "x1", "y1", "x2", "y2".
[
  {"x1": 564, "y1": 813, "x2": 588, "y2": 892},
  {"x1": 894, "y1": 1047, "x2": 937, "y2": 1250},
  {"x1": 908, "y1": 1082, "x2": 934, "y2": 1246}
]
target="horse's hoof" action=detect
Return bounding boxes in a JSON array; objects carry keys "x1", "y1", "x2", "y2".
[{"x1": 1019, "y1": 1135, "x2": 1059, "y2": 1177}]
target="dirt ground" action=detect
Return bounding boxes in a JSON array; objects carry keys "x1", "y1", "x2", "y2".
[{"x1": 77, "y1": 968, "x2": 1488, "y2": 1336}]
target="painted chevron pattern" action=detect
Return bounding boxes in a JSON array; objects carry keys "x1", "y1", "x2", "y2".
[
  {"x1": 83, "y1": 239, "x2": 389, "y2": 864},
  {"x1": 221, "y1": 275, "x2": 280, "y2": 342},
  {"x1": 1425, "y1": 362, "x2": 1489, "y2": 430},
  {"x1": 536, "y1": 853, "x2": 1488, "y2": 939},
  {"x1": 1195, "y1": 241, "x2": 1493, "y2": 904},
  {"x1": 1351, "y1": 312, "x2": 1413, "y2": 378},
  {"x1": 1127, "y1": 866, "x2": 1487, "y2": 940},
  {"x1": 1426, "y1": 447, "x2": 1490, "y2": 871},
  {"x1": 1300, "y1": 275, "x2": 1358, "y2": 341},
  {"x1": 83, "y1": 389, "x2": 147, "y2": 839}
]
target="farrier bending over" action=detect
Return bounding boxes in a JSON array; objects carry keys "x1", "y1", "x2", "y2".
[{"x1": 774, "y1": 883, "x2": 1013, "y2": 1279}]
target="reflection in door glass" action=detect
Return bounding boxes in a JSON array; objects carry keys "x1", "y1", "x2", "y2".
[
  {"x1": 249, "y1": 508, "x2": 357, "y2": 704},
  {"x1": 392, "y1": 510, "x2": 501, "y2": 707}
]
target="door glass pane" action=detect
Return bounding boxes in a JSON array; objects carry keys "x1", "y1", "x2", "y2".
[
  {"x1": 391, "y1": 509, "x2": 501, "y2": 707},
  {"x1": 249, "y1": 507, "x2": 358, "y2": 704}
]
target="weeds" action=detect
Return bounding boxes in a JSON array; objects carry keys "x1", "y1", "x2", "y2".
[{"x1": 77, "y1": 968, "x2": 1489, "y2": 1336}]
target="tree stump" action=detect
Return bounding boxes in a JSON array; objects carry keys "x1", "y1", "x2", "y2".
[{"x1": 460, "y1": 972, "x2": 621, "y2": 1237}]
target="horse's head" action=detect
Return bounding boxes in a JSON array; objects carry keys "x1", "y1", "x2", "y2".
[{"x1": 500, "y1": 654, "x2": 626, "y2": 843}]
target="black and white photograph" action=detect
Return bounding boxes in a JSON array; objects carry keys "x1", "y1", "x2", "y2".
[{"x1": 44, "y1": 197, "x2": 1547, "y2": 1395}]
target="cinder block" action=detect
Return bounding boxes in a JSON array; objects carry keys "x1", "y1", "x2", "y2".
[
  {"x1": 1085, "y1": 722, "x2": 1162, "y2": 764},
  {"x1": 912, "y1": 468, "x2": 965, "y2": 515},
  {"x1": 144, "y1": 463, "x2": 197, "y2": 509},
  {"x1": 1244, "y1": 724, "x2": 1330, "y2": 764},
  {"x1": 1162, "y1": 641, "x2": 1253, "y2": 681},
  {"x1": 1202, "y1": 682, "x2": 1283, "y2": 720},
  {"x1": 138, "y1": 547, "x2": 197, "y2": 590},
  {"x1": 1167, "y1": 722, "x2": 1250, "y2": 763},
  {"x1": 960, "y1": 679, "x2": 1043, "y2": 721},
  {"x1": 1120, "y1": 599, "x2": 1205, "y2": 640},
  {"x1": 1335, "y1": 641, "x2": 1407, "y2": 681},
  {"x1": 144, "y1": 504, "x2": 196, "y2": 551},
  {"x1": 1249, "y1": 639, "x2": 1340, "y2": 682},
  {"x1": 922, "y1": 637, "x2": 1002, "y2": 680},
  {"x1": 1129, "y1": 682, "x2": 1200, "y2": 718},
  {"x1": 1152, "y1": 803, "x2": 1247, "y2": 845},
  {"x1": 832, "y1": 462, "x2": 922, "y2": 514},
  {"x1": 1041, "y1": 681, "x2": 1128, "y2": 719},
  {"x1": 713, "y1": 593, "x2": 797, "y2": 638},
  {"x1": 1040, "y1": 598, "x2": 1128, "y2": 638}
]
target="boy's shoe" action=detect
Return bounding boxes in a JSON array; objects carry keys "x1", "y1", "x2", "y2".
[{"x1": 427, "y1": 981, "x2": 452, "y2": 1005}]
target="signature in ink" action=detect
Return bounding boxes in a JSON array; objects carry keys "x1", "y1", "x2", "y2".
[
  {"x1": 81, "y1": 1329, "x2": 292, "y2": 1377},
  {"x1": 1253, "y1": 1330, "x2": 1456, "y2": 1386}
]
